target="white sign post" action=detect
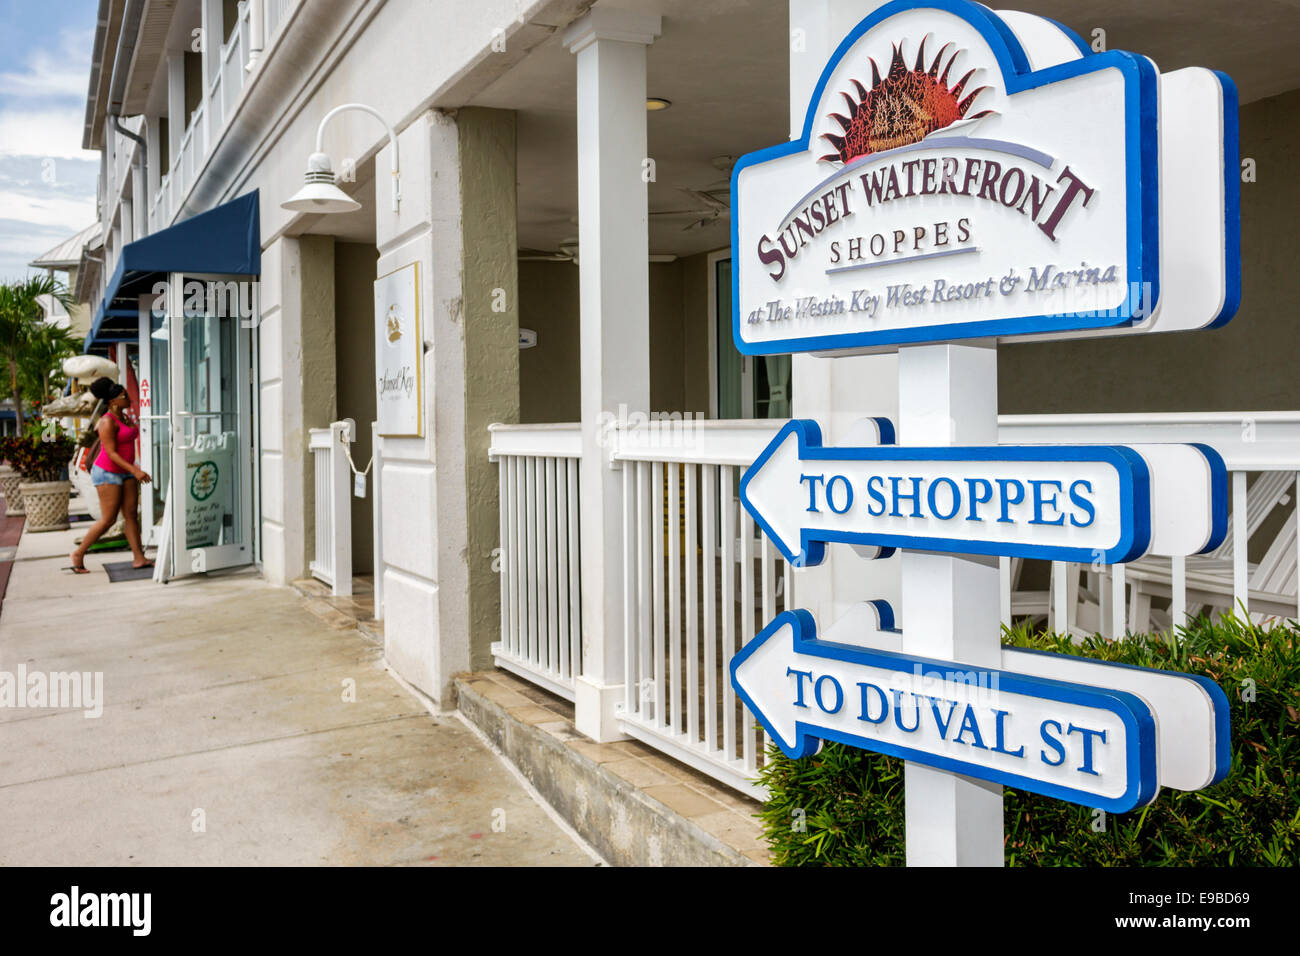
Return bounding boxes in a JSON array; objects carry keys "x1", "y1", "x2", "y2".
[{"x1": 729, "y1": 0, "x2": 1240, "y2": 867}]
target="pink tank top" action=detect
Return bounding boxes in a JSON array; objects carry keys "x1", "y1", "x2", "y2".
[{"x1": 94, "y1": 413, "x2": 139, "y2": 473}]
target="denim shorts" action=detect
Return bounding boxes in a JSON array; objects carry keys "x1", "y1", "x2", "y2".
[{"x1": 90, "y1": 464, "x2": 129, "y2": 487}]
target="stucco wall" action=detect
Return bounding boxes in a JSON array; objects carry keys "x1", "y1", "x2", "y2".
[
  {"x1": 999, "y1": 87, "x2": 1300, "y2": 414},
  {"x1": 459, "y1": 107, "x2": 522, "y2": 672},
  {"x1": 518, "y1": 256, "x2": 716, "y2": 421}
]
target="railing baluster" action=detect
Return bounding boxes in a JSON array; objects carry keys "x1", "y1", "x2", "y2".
[
  {"x1": 703, "y1": 463, "x2": 718, "y2": 754},
  {"x1": 1233, "y1": 471, "x2": 1249, "y2": 616},
  {"x1": 760, "y1": 536, "x2": 776, "y2": 758},
  {"x1": 637, "y1": 461, "x2": 653, "y2": 721},
  {"x1": 567, "y1": 458, "x2": 582, "y2": 678},
  {"x1": 740, "y1": 500, "x2": 756, "y2": 771},
  {"x1": 499, "y1": 453, "x2": 509, "y2": 654},
  {"x1": 546, "y1": 457, "x2": 559, "y2": 672},
  {"x1": 652, "y1": 460, "x2": 665, "y2": 727},
  {"x1": 685, "y1": 462, "x2": 699, "y2": 746},
  {"x1": 525, "y1": 456, "x2": 537, "y2": 667},
  {"x1": 622, "y1": 460, "x2": 635, "y2": 713},
  {"x1": 721, "y1": 465, "x2": 736, "y2": 763},
  {"x1": 556, "y1": 456, "x2": 570, "y2": 680},
  {"x1": 668, "y1": 461, "x2": 682, "y2": 735}
]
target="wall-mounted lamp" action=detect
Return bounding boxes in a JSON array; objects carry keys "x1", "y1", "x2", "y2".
[{"x1": 281, "y1": 103, "x2": 401, "y2": 214}]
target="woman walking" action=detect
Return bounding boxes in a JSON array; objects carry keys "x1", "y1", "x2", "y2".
[{"x1": 68, "y1": 377, "x2": 152, "y2": 573}]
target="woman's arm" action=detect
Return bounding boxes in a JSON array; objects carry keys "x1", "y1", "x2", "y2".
[{"x1": 98, "y1": 416, "x2": 144, "y2": 479}]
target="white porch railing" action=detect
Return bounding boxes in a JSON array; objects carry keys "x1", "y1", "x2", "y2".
[
  {"x1": 613, "y1": 420, "x2": 796, "y2": 799},
  {"x1": 309, "y1": 420, "x2": 354, "y2": 596},
  {"x1": 488, "y1": 424, "x2": 584, "y2": 701},
  {"x1": 1000, "y1": 412, "x2": 1300, "y2": 635},
  {"x1": 490, "y1": 410, "x2": 1300, "y2": 796}
]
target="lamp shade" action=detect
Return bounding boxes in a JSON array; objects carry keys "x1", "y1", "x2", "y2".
[{"x1": 280, "y1": 151, "x2": 362, "y2": 214}]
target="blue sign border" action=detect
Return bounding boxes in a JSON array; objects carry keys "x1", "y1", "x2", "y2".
[
  {"x1": 1209, "y1": 70, "x2": 1242, "y2": 329},
  {"x1": 739, "y1": 419, "x2": 1153, "y2": 567},
  {"x1": 1007, "y1": 644, "x2": 1232, "y2": 786},
  {"x1": 730, "y1": 0, "x2": 1161, "y2": 355},
  {"x1": 731, "y1": 609, "x2": 1160, "y2": 812}
]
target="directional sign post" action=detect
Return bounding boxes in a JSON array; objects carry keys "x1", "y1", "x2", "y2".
[{"x1": 727, "y1": 0, "x2": 1240, "y2": 867}]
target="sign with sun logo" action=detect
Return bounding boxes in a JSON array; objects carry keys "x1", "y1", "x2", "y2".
[
  {"x1": 732, "y1": 0, "x2": 1238, "y2": 356},
  {"x1": 374, "y1": 262, "x2": 422, "y2": 437}
]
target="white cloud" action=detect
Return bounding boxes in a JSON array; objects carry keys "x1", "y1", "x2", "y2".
[
  {"x1": 0, "y1": 107, "x2": 98, "y2": 160},
  {"x1": 0, "y1": 190, "x2": 95, "y2": 231},
  {"x1": 0, "y1": 28, "x2": 94, "y2": 101}
]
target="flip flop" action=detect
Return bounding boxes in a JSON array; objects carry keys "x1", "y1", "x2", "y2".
[
  {"x1": 132, "y1": 561, "x2": 155, "y2": 570},
  {"x1": 64, "y1": 565, "x2": 91, "y2": 575}
]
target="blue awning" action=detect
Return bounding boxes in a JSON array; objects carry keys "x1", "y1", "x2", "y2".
[{"x1": 85, "y1": 191, "x2": 261, "y2": 349}]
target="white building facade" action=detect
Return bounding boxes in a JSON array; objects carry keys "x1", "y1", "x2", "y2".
[{"x1": 81, "y1": 0, "x2": 1300, "y2": 802}]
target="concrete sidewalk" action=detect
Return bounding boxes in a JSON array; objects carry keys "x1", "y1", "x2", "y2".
[{"x1": 0, "y1": 525, "x2": 599, "y2": 866}]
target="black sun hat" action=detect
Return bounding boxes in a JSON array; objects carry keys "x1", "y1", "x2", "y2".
[{"x1": 89, "y1": 377, "x2": 126, "y2": 402}]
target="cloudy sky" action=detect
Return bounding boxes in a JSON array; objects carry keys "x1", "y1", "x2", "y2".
[{"x1": 0, "y1": 0, "x2": 100, "y2": 280}]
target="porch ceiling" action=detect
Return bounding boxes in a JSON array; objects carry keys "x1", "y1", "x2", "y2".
[{"x1": 471, "y1": 0, "x2": 1300, "y2": 261}]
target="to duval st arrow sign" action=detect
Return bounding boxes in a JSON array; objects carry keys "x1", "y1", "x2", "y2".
[
  {"x1": 739, "y1": 419, "x2": 1227, "y2": 568},
  {"x1": 732, "y1": 609, "x2": 1160, "y2": 812}
]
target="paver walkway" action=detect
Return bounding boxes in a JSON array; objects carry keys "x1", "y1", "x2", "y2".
[{"x1": 0, "y1": 523, "x2": 598, "y2": 866}]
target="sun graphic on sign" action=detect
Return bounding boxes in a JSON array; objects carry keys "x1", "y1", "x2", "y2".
[
  {"x1": 386, "y1": 304, "x2": 403, "y2": 343},
  {"x1": 819, "y1": 37, "x2": 995, "y2": 164},
  {"x1": 190, "y1": 460, "x2": 219, "y2": 501}
]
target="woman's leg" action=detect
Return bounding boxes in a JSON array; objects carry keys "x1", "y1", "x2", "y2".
[
  {"x1": 70, "y1": 482, "x2": 123, "y2": 568},
  {"x1": 121, "y1": 478, "x2": 150, "y2": 567}
]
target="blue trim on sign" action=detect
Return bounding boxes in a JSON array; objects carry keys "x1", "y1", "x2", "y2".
[
  {"x1": 872, "y1": 416, "x2": 897, "y2": 445},
  {"x1": 869, "y1": 599, "x2": 901, "y2": 633},
  {"x1": 1039, "y1": 16, "x2": 1095, "y2": 58},
  {"x1": 1189, "y1": 443, "x2": 1229, "y2": 554},
  {"x1": 1007, "y1": 644, "x2": 1232, "y2": 787},
  {"x1": 1209, "y1": 70, "x2": 1242, "y2": 329},
  {"x1": 729, "y1": 0, "x2": 1162, "y2": 356},
  {"x1": 738, "y1": 418, "x2": 1151, "y2": 568},
  {"x1": 732, "y1": 610, "x2": 1160, "y2": 812}
]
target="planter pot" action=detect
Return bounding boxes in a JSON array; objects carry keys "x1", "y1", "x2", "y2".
[
  {"x1": 17, "y1": 480, "x2": 71, "y2": 532},
  {"x1": 0, "y1": 466, "x2": 24, "y2": 517}
]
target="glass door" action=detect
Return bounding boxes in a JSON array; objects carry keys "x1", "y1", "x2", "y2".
[
  {"x1": 164, "y1": 273, "x2": 254, "y2": 576},
  {"x1": 713, "y1": 255, "x2": 791, "y2": 419}
]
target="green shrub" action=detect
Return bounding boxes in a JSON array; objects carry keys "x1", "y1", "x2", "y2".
[{"x1": 757, "y1": 614, "x2": 1299, "y2": 866}]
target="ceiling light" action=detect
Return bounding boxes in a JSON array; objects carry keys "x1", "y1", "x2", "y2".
[{"x1": 646, "y1": 97, "x2": 672, "y2": 111}]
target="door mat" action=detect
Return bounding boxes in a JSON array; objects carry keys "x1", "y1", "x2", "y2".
[{"x1": 103, "y1": 561, "x2": 155, "y2": 583}]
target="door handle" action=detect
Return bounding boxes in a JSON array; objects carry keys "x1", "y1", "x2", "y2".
[{"x1": 175, "y1": 410, "x2": 196, "y2": 451}]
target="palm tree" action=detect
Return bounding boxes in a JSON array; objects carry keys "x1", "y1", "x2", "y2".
[
  {"x1": 20, "y1": 322, "x2": 81, "y2": 408},
  {"x1": 0, "y1": 275, "x2": 74, "y2": 430}
]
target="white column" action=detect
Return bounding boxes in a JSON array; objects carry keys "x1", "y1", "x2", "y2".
[
  {"x1": 562, "y1": 9, "x2": 662, "y2": 741},
  {"x1": 132, "y1": 160, "x2": 147, "y2": 238},
  {"x1": 120, "y1": 196, "x2": 133, "y2": 245},
  {"x1": 200, "y1": 0, "x2": 221, "y2": 146},
  {"x1": 898, "y1": 344, "x2": 1004, "y2": 867},
  {"x1": 167, "y1": 53, "x2": 184, "y2": 173}
]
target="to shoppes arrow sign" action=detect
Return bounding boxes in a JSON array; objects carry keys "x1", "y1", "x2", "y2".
[
  {"x1": 731, "y1": 609, "x2": 1160, "y2": 812},
  {"x1": 739, "y1": 419, "x2": 1227, "y2": 568}
]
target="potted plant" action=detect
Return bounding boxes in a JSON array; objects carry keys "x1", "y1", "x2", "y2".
[
  {"x1": 10, "y1": 429, "x2": 76, "y2": 532},
  {"x1": 0, "y1": 435, "x2": 24, "y2": 517}
]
